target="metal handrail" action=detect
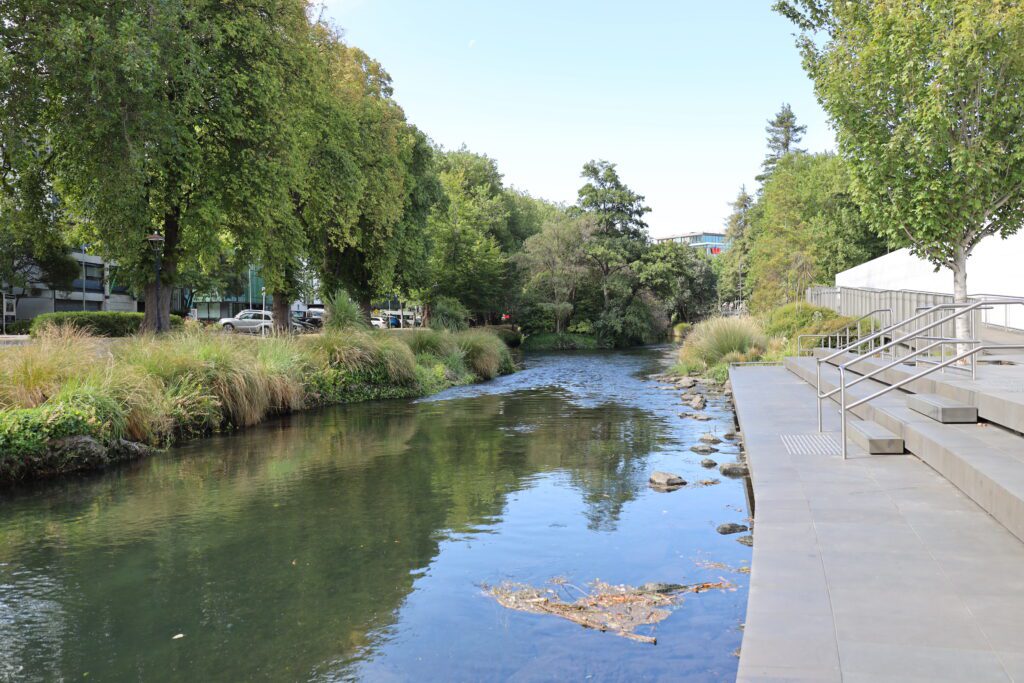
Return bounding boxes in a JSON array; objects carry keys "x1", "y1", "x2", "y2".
[
  {"x1": 815, "y1": 298, "x2": 1024, "y2": 430},
  {"x1": 837, "y1": 343, "x2": 1024, "y2": 458},
  {"x1": 796, "y1": 308, "x2": 891, "y2": 357}
]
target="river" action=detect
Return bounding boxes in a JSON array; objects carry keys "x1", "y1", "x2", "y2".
[{"x1": 0, "y1": 347, "x2": 751, "y2": 682}]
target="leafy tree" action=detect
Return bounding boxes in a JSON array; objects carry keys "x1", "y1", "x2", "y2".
[
  {"x1": 2, "y1": 0, "x2": 317, "y2": 332},
  {"x1": 776, "y1": 0, "x2": 1024, "y2": 342},
  {"x1": 759, "y1": 103, "x2": 807, "y2": 181},
  {"x1": 637, "y1": 241, "x2": 717, "y2": 324},
  {"x1": 717, "y1": 186, "x2": 755, "y2": 303},
  {"x1": 746, "y1": 153, "x2": 885, "y2": 311},
  {"x1": 518, "y1": 214, "x2": 594, "y2": 333}
]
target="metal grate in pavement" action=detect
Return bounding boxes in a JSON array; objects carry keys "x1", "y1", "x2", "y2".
[{"x1": 780, "y1": 433, "x2": 839, "y2": 456}]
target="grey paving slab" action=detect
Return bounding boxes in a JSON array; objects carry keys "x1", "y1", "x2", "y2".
[{"x1": 731, "y1": 366, "x2": 1024, "y2": 683}]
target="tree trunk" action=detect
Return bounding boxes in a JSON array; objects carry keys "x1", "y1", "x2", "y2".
[
  {"x1": 140, "y1": 208, "x2": 180, "y2": 334},
  {"x1": 272, "y1": 292, "x2": 292, "y2": 334},
  {"x1": 952, "y1": 245, "x2": 970, "y2": 358}
]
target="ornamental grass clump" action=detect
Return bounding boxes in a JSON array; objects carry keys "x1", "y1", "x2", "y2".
[
  {"x1": 0, "y1": 323, "x2": 100, "y2": 409},
  {"x1": 456, "y1": 330, "x2": 515, "y2": 380},
  {"x1": 678, "y1": 317, "x2": 768, "y2": 370}
]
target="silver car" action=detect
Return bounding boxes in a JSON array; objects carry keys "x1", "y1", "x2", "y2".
[{"x1": 218, "y1": 310, "x2": 273, "y2": 334}]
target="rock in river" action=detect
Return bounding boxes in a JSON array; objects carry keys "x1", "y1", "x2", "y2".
[
  {"x1": 689, "y1": 395, "x2": 707, "y2": 411},
  {"x1": 675, "y1": 377, "x2": 697, "y2": 389},
  {"x1": 691, "y1": 444, "x2": 718, "y2": 455},
  {"x1": 719, "y1": 462, "x2": 750, "y2": 478},
  {"x1": 699, "y1": 433, "x2": 722, "y2": 444},
  {"x1": 649, "y1": 471, "x2": 686, "y2": 490},
  {"x1": 736, "y1": 535, "x2": 754, "y2": 547},
  {"x1": 716, "y1": 523, "x2": 749, "y2": 535},
  {"x1": 700, "y1": 458, "x2": 718, "y2": 469}
]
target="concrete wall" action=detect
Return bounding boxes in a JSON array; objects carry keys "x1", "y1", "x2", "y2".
[
  {"x1": 836, "y1": 231, "x2": 1024, "y2": 296},
  {"x1": 832, "y1": 231, "x2": 1024, "y2": 331}
]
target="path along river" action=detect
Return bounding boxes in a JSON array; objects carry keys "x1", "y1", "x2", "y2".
[{"x1": 0, "y1": 347, "x2": 751, "y2": 682}]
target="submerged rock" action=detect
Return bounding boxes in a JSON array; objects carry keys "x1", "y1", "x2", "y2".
[
  {"x1": 722, "y1": 432, "x2": 737, "y2": 441},
  {"x1": 700, "y1": 433, "x2": 722, "y2": 444},
  {"x1": 649, "y1": 471, "x2": 686, "y2": 489},
  {"x1": 719, "y1": 462, "x2": 750, "y2": 478},
  {"x1": 700, "y1": 458, "x2": 718, "y2": 469},
  {"x1": 691, "y1": 444, "x2": 718, "y2": 455},
  {"x1": 736, "y1": 535, "x2": 754, "y2": 547},
  {"x1": 693, "y1": 414, "x2": 711, "y2": 421},
  {"x1": 716, "y1": 523, "x2": 749, "y2": 535}
]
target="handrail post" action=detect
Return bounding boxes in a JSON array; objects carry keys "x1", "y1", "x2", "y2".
[
  {"x1": 839, "y1": 365, "x2": 848, "y2": 460},
  {"x1": 816, "y1": 360, "x2": 823, "y2": 432}
]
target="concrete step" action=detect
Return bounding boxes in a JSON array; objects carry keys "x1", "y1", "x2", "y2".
[
  {"x1": 812, "y1": 348, "x2": 1024, "y2": 436},
  {"x1": 785, "y1": 355, "x2": 1024, "y2": 544},
  {"x1": 847, "y1": 419, "x2": 904, "y2": 454},
  {"x1": 906, "y1": 393, "x2": 978, "y2": 423}
]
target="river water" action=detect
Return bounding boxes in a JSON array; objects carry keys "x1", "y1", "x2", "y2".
[{"x1": 0, "y1": 347, "x2": 750, "y2": 682}]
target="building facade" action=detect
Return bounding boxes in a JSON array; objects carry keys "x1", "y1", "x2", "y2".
[{"x1": 653, "y1": 231, "x2": 729, "y2": 256}]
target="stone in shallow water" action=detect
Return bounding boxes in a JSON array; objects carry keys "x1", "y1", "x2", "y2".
[
  {"x1": 719, "y1": 462, "x2": 749, "y2": 478},
  {"x1": 691, "y1": 444, "x2": 718, "y2": 455},
  {"x1": 675, "y1": 377, "x2": 697, "y2": 389},
  {"x1": 716, "y1": 523, "x2": 749, "y2": 535},
  {"x1": 693, "y1": 414, "x2": 711, "y2": 421},
  {"x1": 649, "y1": 471, "x2": 686, "y2": 489},
  {"x1": 736, "y1": 535, "x2": 754, "y2": 547},
  {"x1": 700, "y1": 458, "x2": 718, "y2": 469},
  {"x1": 689, "y1": 395, "x2": 707, "y2": 410},
  {"x1": 700, "y1": 433, "x2": 722, "y2": 444}
]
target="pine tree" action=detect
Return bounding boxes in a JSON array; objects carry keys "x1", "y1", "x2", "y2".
[{"x1": 758, "y1": 103, "x2": 807, "y2": 181}]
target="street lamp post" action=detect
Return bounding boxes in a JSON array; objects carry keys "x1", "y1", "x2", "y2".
[{"x1": 146, "y1": 233, "x2": 165, "y2": 333}]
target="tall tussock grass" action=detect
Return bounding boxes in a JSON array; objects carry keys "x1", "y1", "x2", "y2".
[
  {"x1": 0, "y1": 323, "x2": 514, "y2": 480},
  {"x1": 678, "y1": 317, "x2": 768, "y2": 369}
]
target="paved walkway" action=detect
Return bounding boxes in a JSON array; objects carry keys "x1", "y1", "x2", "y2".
[{"x1": 732, "y1": 366, "x2": 1024, "y2": 682}]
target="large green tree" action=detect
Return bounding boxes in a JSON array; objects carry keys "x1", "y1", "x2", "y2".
[
  {"x1": 518, "y1": 214, "x2": 593, "y2": 333},
  {"x1": 717, "y1": 186, "x2": 755, "y2": 303},
  {"x1": 777, "y1": 0, "x2": 1024, "y2": 341}
]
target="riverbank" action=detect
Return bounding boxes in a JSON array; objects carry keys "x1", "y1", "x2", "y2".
[{"x1": 0, "y1": 325, "x2": 514, "y2": 484}]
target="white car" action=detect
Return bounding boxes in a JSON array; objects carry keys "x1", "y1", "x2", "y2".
[{"x1": 370, "y1": 316, "x2": 387, "y2": 329}]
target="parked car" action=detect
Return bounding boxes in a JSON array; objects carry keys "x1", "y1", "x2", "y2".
[
  {"x1": 370, "y1": 316, "x2": 387, "y2": 329},
  {"x1": 218, "y1": 311, "x2": 307, "y2": 335},
  {"x1": 301, "y1": 308, "x2": 325, "y2": 329}
]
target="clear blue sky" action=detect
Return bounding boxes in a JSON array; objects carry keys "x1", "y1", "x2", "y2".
[{"x1": 322, "y1": 0, "x2": 834, "y2": 238}]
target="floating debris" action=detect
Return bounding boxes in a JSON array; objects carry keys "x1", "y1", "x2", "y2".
[
  {"x1": 693, "y1": 478, "x2": 721, "y2": 487},
  {"x1": 484, "y1": 579, "x2": 734, "y2": 644}
]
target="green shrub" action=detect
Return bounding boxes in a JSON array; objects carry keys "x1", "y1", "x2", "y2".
[
  {"x1": 762, "y1": 302, "x2": 839, "y2": 339},
  {"x1": 679, "y1": 317, "x2": 768, "y2": 369},
  {"x1": 429, "y1": 296, "x2": 470, "y2": 332},
  {"x1": 324, "y1": 287, "x2": 367, "y2": 330},
  {"x1": 673, "y1": 322, "x2": 691, "y2": 339},
  {"x1": 2, "y1": 320, "x2": 30, "y2": 335},
  {"x1": 30, "y1": 311, "x2": 183, "y2": 337},
  {"x1": 521, "y1": 332, "x2": 600, "y2": 351}
]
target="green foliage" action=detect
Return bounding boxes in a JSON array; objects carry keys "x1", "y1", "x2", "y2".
[
  {"x1": 30, "y1": 312, "x2": 183, "y2": 337},
  {"x1": 637, "y1": 241, "x2": 717, "y2": 324},
  {"x1": 673, "y1": 322, "x2": 691, "y2": 339},
  {"x1": 522, "y1": 333, "x2": 600, "y2": 351},
  {"x1": 746, "y1": 153, "x2": 886, "y2": 312},
  {"x1": 776, "y1": 0, "x2": 1024, "y2": 304},
  {"x1": 324, "y1": 288, "x2": 367, "y2": 330},
  {"x1": 762, "y1": 302, "x2": 841, "y2": 339},
  {"x1": 2, "y1": 320, "x2": 31, "y2": 335},
  {"x1": 429, "y1": 296, "x2": 470, "y2": 332}
]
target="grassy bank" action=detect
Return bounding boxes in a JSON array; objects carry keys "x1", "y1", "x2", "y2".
[
  {"x1": 0, "y1": 325, "x2": 515, "y2": 483},
  {"x1": 673, "y1": 303, "x2": 861, "y2": 382}
]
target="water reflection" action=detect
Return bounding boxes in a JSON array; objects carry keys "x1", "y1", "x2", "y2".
[{"x1": 0, "y1": 348, "x2": 749, "y2": 682}]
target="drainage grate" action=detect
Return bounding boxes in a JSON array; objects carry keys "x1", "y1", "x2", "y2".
[{"x1": 780, "y1": 433, "x2": 839, "y2": 456}]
